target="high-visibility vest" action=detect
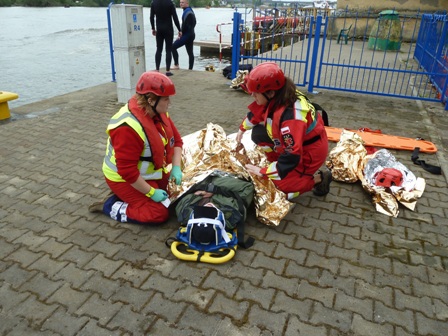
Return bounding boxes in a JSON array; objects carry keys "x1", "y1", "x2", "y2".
[{"x1": 102, "y1": 105, "x2": 168, "y2": 182}]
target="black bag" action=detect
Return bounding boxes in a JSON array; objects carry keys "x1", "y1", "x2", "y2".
[{"x1": 222, "y1": 64, "x2": 253, "y2": 79}]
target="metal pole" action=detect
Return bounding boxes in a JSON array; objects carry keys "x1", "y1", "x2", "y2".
[
  {"x1": 107, "y1": 2, "x2": 116, "y2": 82},
  {"x1": 231, "y1": 11, "x2": 242, "y2": 80},
  {"x1": 216, "y1": 24, "x2": 223, "y2": 69},
  {"x1": 307, "y1": 15, "x2": 322, "y2": 93}
]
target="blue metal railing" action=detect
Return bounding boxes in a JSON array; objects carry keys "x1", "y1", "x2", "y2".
[
  {"x1": 414, "y1": 14, "x2": 448, "y2": 109},
  {"x1": 233, "y1": 5, "x2": 316, "y2": 87},
  {"x1": 231, "y1": 8, "x2": 448, "y2": 110}
]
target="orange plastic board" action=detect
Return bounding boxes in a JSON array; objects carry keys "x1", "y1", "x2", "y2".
[{"x1": 325, "y1": 127, "x2": 437, "y2": 153}]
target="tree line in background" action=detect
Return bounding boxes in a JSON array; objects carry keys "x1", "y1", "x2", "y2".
[{"x1": 0, "y1": 0, "x2": 219, "y2": 7}]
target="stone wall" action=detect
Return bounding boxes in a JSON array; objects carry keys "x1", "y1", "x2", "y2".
[{"x1": 327, "y1": 15, "x2": 422, "y2": 43}]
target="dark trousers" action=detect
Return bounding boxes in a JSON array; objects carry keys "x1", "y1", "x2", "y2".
[
  {"x1": 155, "y1": 29, "x2": 174, "y2": 71},
  {"x1": 172, "y1": 34, "x2": 195, "y2": 70}
]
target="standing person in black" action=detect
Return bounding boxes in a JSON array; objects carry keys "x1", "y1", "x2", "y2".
[
  {"x1": 172, "y1": 0, "x2": 196, "y2": 70},
  {"x1": 150, "y1": 0, "x2": 181, "y2": 76}
]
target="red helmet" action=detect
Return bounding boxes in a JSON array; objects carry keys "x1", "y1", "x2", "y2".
[
  {"x1": 374, "y1": 168, "x2": 404, "y2": 187},
  {"x1": 244, "y1": 62, "x2": 286, "y2": 93},
  {"x1": 136, "y1": 71, "x2": 176, "y2": 96}
]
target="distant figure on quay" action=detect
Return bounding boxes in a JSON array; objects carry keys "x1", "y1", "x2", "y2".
[
  {"x1": 172, "y1": 0, "x2": 197, "y2": 70},
  {"x1": 150, "y1": 0, "x2": 181, "y2": 76}
]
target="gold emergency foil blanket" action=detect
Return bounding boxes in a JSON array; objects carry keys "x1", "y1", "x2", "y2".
[
  {"x1": 360, "y1": 178, "x2": 400, "y2": 217},
  {"x1": 229, "y1": 70, "x2": 249, "y2": 90},
  {"x1": 360, "y1": 172, "x2": 425, "y2": 217},
  {"x1": 326, "y1": 130, "x2": 425, "y2": 217},
  {"x1": 168, "y1": 123, "x2": 293, "y2": 226},
  {"x1": 326, "y1": 131, "x2": 367, "y2": 183}
]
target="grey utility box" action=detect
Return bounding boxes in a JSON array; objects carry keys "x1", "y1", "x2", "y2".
[{"x1": 111, "y1": 4, "x2": 146, "y2": 103}]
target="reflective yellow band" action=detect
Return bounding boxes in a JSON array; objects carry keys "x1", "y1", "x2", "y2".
[{"x1": 145, "y1": 187, "x2": 155, "y2": 198}]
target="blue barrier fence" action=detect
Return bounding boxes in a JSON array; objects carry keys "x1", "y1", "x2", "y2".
[
  {"x1": 414, "y1": 14, "x2": 448, "y2": 105},
  {"x1": 231, "y1": 7, "x2": 448, "y2": 110}
]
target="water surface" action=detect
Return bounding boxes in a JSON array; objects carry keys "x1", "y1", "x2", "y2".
[{"x1": 0, "y1": 6, "x2": 235, "y2": 107}]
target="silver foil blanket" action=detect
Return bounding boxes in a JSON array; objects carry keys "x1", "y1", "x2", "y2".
[{"x1": 326, "y1": 130, "x2": 425, "y2": 217}]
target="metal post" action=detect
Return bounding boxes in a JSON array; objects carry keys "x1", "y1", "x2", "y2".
[
  {"x1": 231, "y1": 11, "x2": 242, "y2": 80},
  {"x1": 307, "y1": 15, "x2": 322, "y2": 93},
  {"x1": 107, "y1": 2, "x2": 116, "y2": 82}
]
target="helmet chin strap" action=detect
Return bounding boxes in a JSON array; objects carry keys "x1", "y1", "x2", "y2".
[
  {"x1": 149, "y1": 96, "x2": 161, "y2": 116},
  {"x1": 262, "y1": 92, "x2": 273, "y2": 104}
]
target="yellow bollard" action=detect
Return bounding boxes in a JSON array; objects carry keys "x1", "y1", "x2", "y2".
[{"x1": 0, "y1": 91, "x2": 19, "y2": 120}]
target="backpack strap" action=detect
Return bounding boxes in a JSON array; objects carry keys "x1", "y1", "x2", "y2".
[
  {"x1": 411, "y1": 147, "x2": 442, "y2": 175},
  {"x1": 188, "y1": 205, "x2": 231, "y2": 244},
  {"x1": 311, "y1": 102, "x2": 329, "y2": 127},
  {"x1": 212, "y1": 185, "x2": 254, "y2": 249}
]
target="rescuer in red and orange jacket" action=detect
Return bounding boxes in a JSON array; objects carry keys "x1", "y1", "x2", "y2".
[
  {"x1": 236, "y1": 62, "x2": 332, "y2": 200},
  {"x1": 88, "y1": 71, "x2": 183, "y2": 224}
]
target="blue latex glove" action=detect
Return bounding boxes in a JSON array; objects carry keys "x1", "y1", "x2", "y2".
[
  {"x1": 150, "y1": 189, "x2": 168, "y2": 202},
  {"x1": 169, "y1": 165, "x2": 183, "y2": 185}
]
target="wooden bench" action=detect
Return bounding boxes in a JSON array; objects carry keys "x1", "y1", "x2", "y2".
[{"x1": 0, "y1": 91, "x2": 19, "y2": 120}]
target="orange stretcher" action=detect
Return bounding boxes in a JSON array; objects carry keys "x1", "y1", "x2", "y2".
[{"x1": 325, "y1": 127, "x2": 437, "y2": 153}]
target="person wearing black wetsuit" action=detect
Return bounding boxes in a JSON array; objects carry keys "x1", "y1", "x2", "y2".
[
  {"x1": 150, "y1": 0, "x2": 181, "y2": 76},
  {"x1": 172, "y1": 0, "x2": 196, "y2": 70}
]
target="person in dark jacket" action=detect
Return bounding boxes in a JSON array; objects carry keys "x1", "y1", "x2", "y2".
[
  {"x1": 150, "y1": 0, "x2": 181, "y2": 76},
  {"x1": 172, "y1": 0, "x2": 196, "y2": 70}
]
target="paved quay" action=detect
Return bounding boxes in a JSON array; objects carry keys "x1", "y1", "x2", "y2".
[{"x1": 1, "y1": 69, "x2": 448, "y2": 335}]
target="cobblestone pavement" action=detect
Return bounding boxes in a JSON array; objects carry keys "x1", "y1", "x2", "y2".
[{"x1": 1, "y1": 69, "x2": 447, "y2": 335}]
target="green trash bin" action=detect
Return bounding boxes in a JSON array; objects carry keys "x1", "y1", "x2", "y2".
[{"x1": 368, "y1": 10, "x2": 402, "y2": 51}]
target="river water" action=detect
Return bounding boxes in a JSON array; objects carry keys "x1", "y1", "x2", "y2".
[{"x1": 0, "y1": 6, "x2": 235, "y2": 108}]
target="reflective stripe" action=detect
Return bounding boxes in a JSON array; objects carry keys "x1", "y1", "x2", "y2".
[
  {"x1": 119, "y1": 202, "x2": 128, "y2": 223},
  {"x1": 109, "y1": 200, "x2": 129, "y2": 222},
  {"x1": 293, "y1": 98, "x2": 317, "y2": 134},
  {"x1": 259, "y1": 145, "x2": 274, "y2": 153},
  {"x1": 141, "y1": 170, "x2": 163, "y2": 180},
  {"x1": 242, "y1": 117, "x2": 255, "y2": 129},
  {"x1": 293, "y1": 100, "x2": 306, "y2": 121},
  {"x1": 269, "y1": 99, "x2": 316, "y2": 139},
  {"x1": 287, "y1": 191, "x2": 300, "y2": 200},
  {"x1": 140, "y1": 160, "x2": 150, "y2": 176},
  {"x1": 110, "y1": 200, "x2": 124, "y2": 220},
  {"x1": 103, "y1": 141, "x2": 116, "y2": 171},
  {"x1": 265, "y1": 162, "x2": 280, "y2": 180},
  {"x1": 266, "y1": 117, "x2": 273, "y2": 138}
]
